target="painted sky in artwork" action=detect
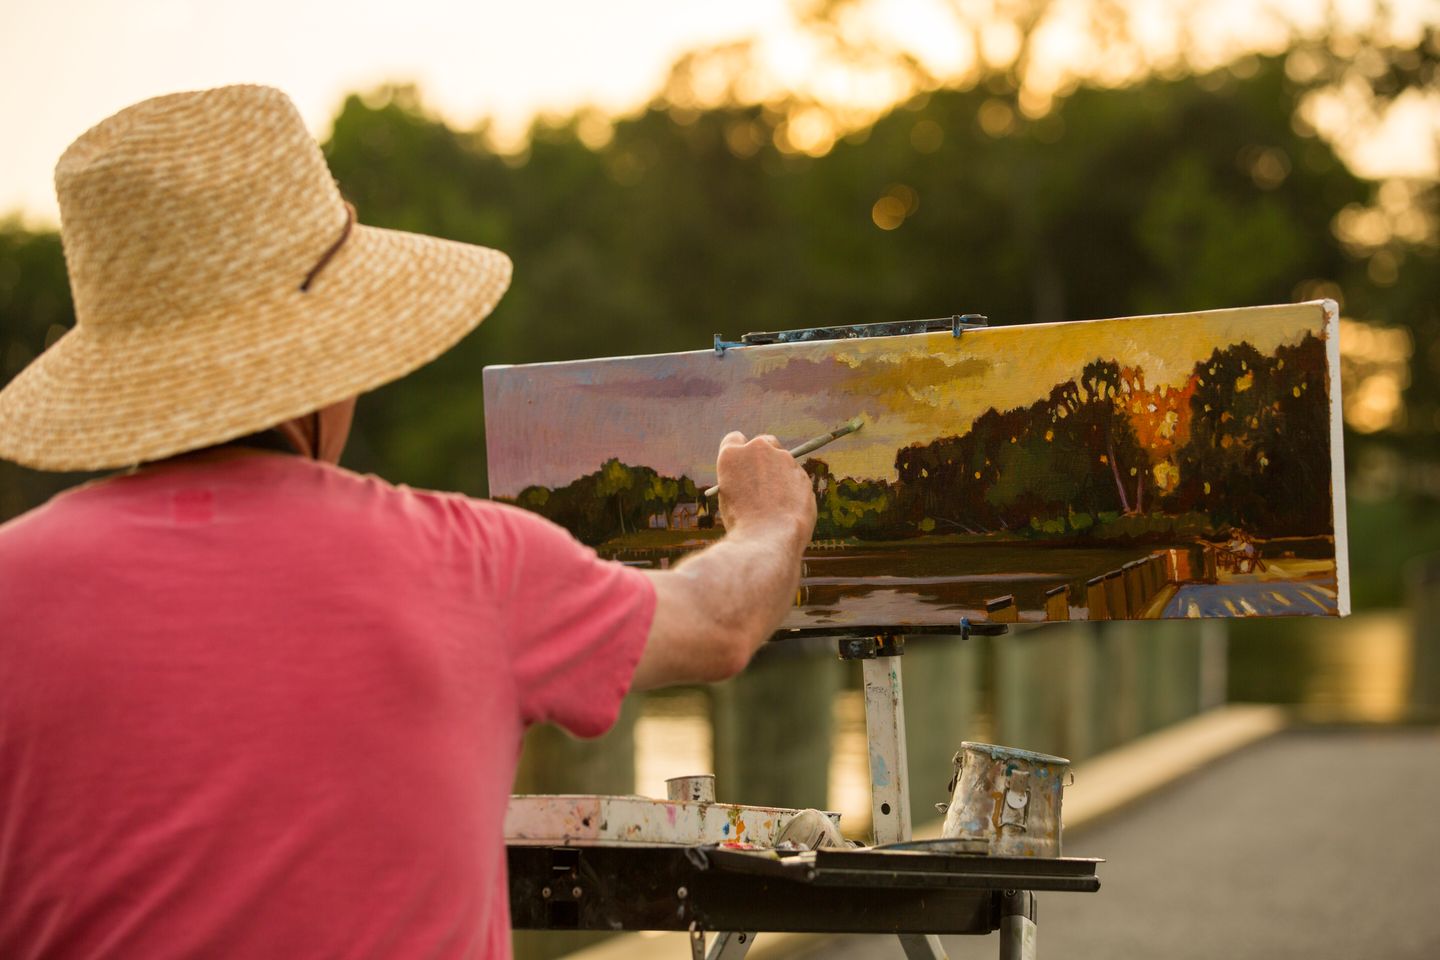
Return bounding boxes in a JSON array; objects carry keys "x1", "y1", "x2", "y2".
[{"x1": 484, "y1": 303, "x2": 1330, "y2": 496}]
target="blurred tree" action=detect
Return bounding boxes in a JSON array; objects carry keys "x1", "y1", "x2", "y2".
[
  {"x1": 0, "y1": 223, "x2": 93, "y2": 518},
  {"x1": 1, "y1": 8, "x2": 1435, "y2": 557}
]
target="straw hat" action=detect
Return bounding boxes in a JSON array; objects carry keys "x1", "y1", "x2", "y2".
[{"x1": 0, "y1": 84, "x2": 512, "y2": 471}]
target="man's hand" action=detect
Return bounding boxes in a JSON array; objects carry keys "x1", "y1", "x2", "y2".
[
  {"x1": 715, "y1": 431, "x2": 817, "y2": 545},
  {"x1": 629, "y1": 432, "x2": 818, "y2": 691}
]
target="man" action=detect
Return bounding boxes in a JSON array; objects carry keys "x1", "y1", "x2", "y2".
[{"x1": 0, "y1": 85, "x2": 816, "y2": 957}]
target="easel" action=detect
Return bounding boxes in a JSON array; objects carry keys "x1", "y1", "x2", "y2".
[
  {"x1": 836, "y1": 625, "x2": 1044, "y2": 960},
  {"x1": 507, "y1": 318, "x2": 1103, "y2": 959}
]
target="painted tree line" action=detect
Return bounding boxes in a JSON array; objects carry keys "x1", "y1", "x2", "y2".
[
  {"x1": 511, "y1": 333, "x2": 1331, "y2": 546},
  {"x1": 885, "y1": 333, "x2": 1331, "y2": 539},
  {"x1": 509, "y1": 460, "x2": 705, "y2": 547}
]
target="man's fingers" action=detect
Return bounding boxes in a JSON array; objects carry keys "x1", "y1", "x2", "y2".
[
  {"x1": 719, "y1": 431, "x2": 748, "y2": 450},
  {"x1": 753, "y1": 434, "x2": 782, "y2": 449}
]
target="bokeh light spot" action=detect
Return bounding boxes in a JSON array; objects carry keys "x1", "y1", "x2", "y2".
[
  {"x1": 910, "y1": 119, "x2": 944, "y2": 153},
  {"x1": 1340, "y1": 319, "x2": 1413, "y2": 433},
  {"x1": 978, "y1": 99, "x2": 1016, "y2": 137},
  {"x1": 872, "y1": 196, "x2": 906, "y2": 230}
]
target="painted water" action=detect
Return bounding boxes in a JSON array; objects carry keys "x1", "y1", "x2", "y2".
[
  {"x1": 609, "y1": 538, "x2": 1343, "y2": 625},
  {"x1": 794, "y1": 542, "x2": 1150, "y2": 625}
]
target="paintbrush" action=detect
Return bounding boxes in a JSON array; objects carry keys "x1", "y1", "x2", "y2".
[{"x1": 703, "y1": 416, "x2": 865, "y2": 498}]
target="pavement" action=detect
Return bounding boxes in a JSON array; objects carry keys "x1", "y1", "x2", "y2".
[{"x1": 782, "y1": 725, "x2": 1440, "y2": 960}]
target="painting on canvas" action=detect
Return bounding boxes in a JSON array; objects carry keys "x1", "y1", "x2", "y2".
[{"x1": 484, "y1": 301, "x2": 1349, "y2": 627}]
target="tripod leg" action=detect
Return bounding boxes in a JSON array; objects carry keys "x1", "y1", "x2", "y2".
[
  {"x1": 997, "y1": 891, "x2": 1037, "y2": 960},
  {"x1": 706, "y1": 932, "x2": 755, "y2": 959},
  {"x1": 861, "y1": 652, "x2": 912, "y2": 845},
  {"x1": 897, "y1": 933, "x2": 948, "y2": 959}
]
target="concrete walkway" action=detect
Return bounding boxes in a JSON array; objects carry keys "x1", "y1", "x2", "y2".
[{"x1": 786, "y1": 726, "x2": 1440, "y2": 960}]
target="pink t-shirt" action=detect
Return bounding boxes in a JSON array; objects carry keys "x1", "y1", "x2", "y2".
[{"x1": 0, "y1": 453, "x2": 655, "y2": 959}]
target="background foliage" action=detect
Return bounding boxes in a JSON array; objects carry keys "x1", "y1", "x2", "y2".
[{"x1": 2, "y1": 4, "x2": 1436, "y2": 606}]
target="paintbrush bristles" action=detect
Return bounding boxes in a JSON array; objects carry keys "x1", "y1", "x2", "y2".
[{"x1": 703, "y1": 416, "x2": 865, "y2": 498}]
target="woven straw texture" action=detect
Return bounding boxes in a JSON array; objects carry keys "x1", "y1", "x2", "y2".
[{"x1": 0, "y1": 85, "x2": 512, "y2": 471}]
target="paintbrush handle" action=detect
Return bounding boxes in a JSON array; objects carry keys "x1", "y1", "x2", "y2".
[
  {"x1": 703, "y1": 420, "x2": 862, "y2": 498},
  {"x1": 786, "y1": 421, "x2": 861, "y2": 459}
]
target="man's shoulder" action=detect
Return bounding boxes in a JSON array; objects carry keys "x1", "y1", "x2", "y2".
[
  {"x1": 298, "y1": 460, "x2": 561, "y2": 547},
  {"x1": 0, "y1": 470, "x2": 121, "y2": 548},
  {"x1": 0, "y1": 453, "x2": 553, "y2": 553}
]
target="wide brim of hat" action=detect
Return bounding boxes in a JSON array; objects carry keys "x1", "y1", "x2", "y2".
[{"x1": 0, "y1": 224, "x2": 512, "y2": 471}]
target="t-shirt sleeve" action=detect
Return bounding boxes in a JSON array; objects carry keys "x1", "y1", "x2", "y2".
[{"x1": 483, "y1": 502, "x2": 656, "y2": 737}]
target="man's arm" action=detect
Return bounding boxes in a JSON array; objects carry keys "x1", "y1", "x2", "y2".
[{"x1": 629, "y1": 431, "x2": 817, "y2": 691}]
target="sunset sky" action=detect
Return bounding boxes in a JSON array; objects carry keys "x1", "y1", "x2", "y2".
[
  {"x1": 484, "y1": 302, "x2": 1333, "y2": 495},
  {"x1": 2, "y1": 0, "x2": 1436, "y2": 223}
]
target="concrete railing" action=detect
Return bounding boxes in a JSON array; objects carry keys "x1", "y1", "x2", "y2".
[{"x1": 1408, "y1": 553, "x2": 1440, "y2": 714}]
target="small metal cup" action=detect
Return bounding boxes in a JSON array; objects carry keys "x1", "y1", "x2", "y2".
[{"x1": 665, "y1": 774, "x2": 716, "y2": 804}]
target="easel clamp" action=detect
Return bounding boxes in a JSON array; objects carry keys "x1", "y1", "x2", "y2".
[{"x1": 714, "y1": 314, "x2": 988, "y2": 356}]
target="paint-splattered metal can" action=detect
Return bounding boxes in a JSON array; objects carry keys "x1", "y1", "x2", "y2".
[{"x1": 939, "y1": 742, "x2": 1070, "y2": 857}]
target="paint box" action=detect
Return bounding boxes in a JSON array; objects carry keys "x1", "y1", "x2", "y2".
[
  {"x1": 939, "y1": 742, "x2": 1070, "y2": 857},
  {"x1": 505, "y1": 794, "x2": 840, "y2": 847}
]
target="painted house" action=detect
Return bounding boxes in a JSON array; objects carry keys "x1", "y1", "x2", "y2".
[
  {"x1": 670, "y1": 501, "x2": 702, "y2": 530},
  {"x1": 647, "y1": 501, "x2": 706, "y2": 530}
]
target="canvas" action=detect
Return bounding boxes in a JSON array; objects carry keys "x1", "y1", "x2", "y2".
[{"x1": 484, "y1": 301, "x2": 1349, "y2": 628}]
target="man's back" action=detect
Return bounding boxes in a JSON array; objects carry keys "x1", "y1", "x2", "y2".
[{"x1": 0, "y1": 453, "x2": 653, "y2": 958}]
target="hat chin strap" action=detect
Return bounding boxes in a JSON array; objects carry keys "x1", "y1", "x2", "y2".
[{"x1": 274, "y1": 397, "x2": 357, "y2": 463}]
